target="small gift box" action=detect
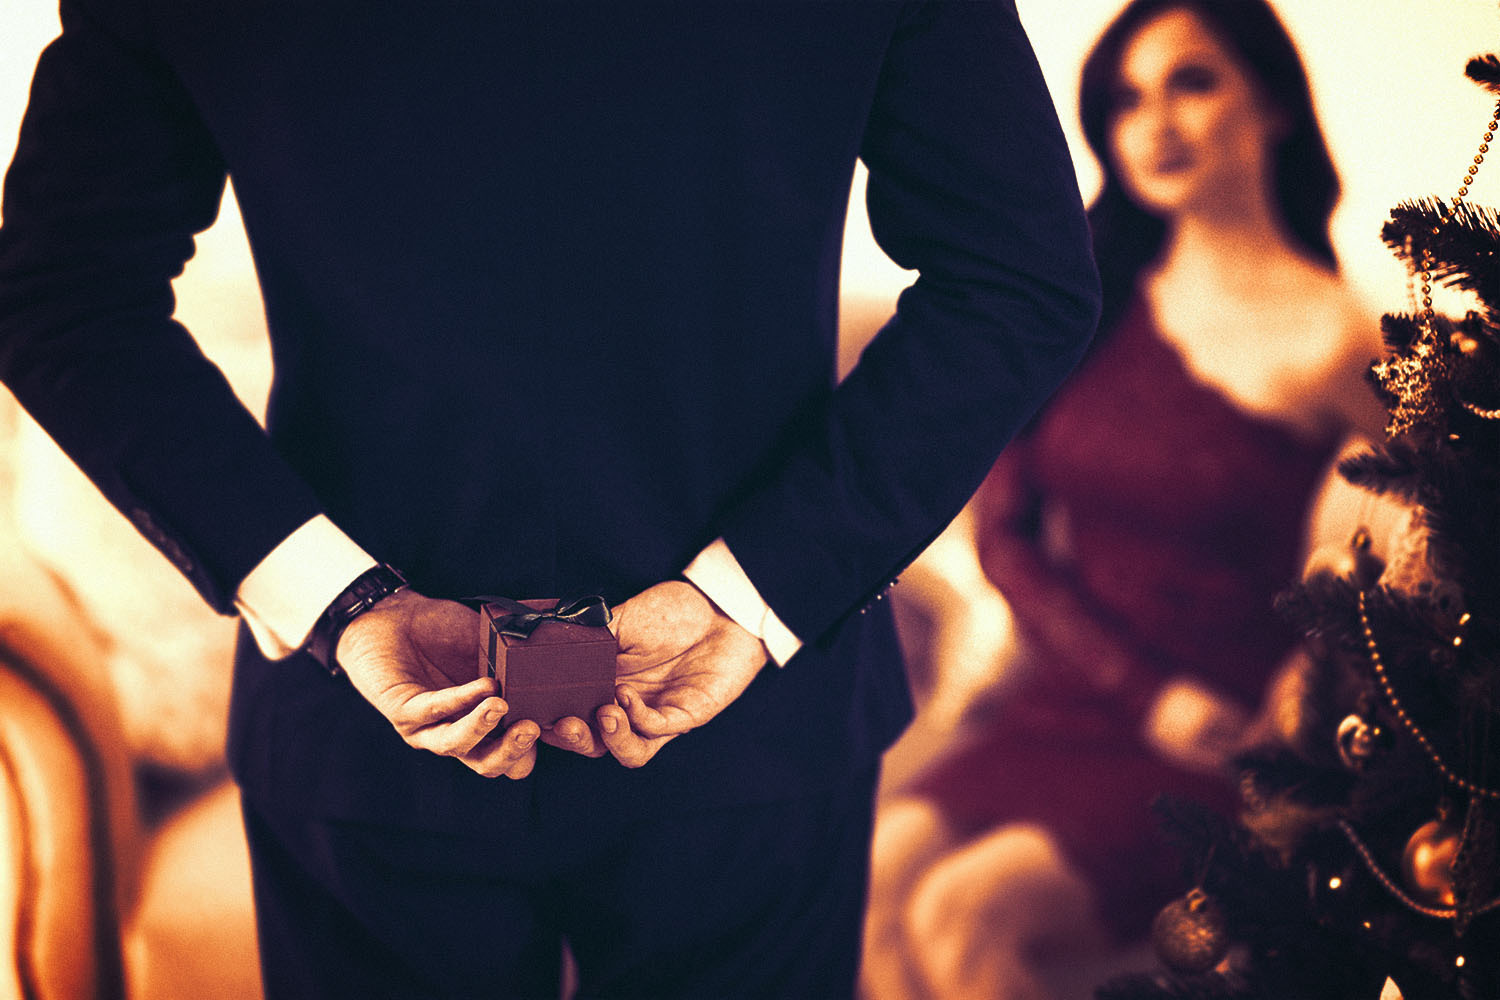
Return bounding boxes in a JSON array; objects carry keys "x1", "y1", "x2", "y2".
[{"x1": 477, "y1": 596, "x2": 617, "y2": 727}]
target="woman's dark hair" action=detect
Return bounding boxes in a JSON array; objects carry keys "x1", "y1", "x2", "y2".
[{"x1": 1079, "y1": 0, "x2": 1341, "y2": 333}]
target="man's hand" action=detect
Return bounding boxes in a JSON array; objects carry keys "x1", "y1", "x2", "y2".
[
  {"x1": 588, "y1": 580, "x2": 770, "y2": 768},
  {"x1": 335, "y1": 589, "x2": 541, "y2": 779}
]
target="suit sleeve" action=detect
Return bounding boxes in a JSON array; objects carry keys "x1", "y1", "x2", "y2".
[
  {"x1": 717, "y1": 0, "x2": 1101, "y2": 648},
  {"x1": 0, "y1": 0, "x2": 323, "y2": 613}
]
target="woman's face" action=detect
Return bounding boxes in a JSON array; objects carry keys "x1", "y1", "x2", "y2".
[{"x1": 1107, "y1": 7, "x2": 1284, "y2": 220}]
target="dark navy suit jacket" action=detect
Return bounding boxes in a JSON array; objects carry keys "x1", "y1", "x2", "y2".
[{"x1": 0, "y1": 1, "x2": 1099, "y2": 828}]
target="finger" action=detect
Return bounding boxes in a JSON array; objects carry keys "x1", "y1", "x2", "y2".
[
  {"x1": 597, "y1": 703, "x2": 674, "y2": 769},
  {"x1": 539, "y1": 715, "x2": 606, "y2": 757},
  {"x1": 406, "y1": 694, "x2": 507, "y2": 756},
  {"x1": 461, "y1": 720, "x2": 541, "y2": 779},
  {"x1": 453, "y1": 696, "x2": 511, "y2": 755},
  {"x1": 615, "y1": 685, "x2": 698, "y2": 739},
  {"x1": 389, "y1": 676, "x2": 501, "y2": 732}
]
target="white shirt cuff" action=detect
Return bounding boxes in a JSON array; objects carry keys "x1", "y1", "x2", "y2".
[
  {"x1": 234, "y1": 515, "x2": 378, "y2": 659},
  {"x1": 682, "y1": 538, "x2": 803, "y2": 666}
]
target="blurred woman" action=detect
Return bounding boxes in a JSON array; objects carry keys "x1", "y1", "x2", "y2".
[{"x1": 863, "y1": 2, "x2": 1386, "y2": 996}]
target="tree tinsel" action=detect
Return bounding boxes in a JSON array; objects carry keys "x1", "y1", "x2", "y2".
[{"x1": 1099, "y1": 54, "x2": 1500, "y2": 1000}]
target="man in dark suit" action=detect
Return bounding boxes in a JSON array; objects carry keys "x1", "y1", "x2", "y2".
[{"x1": 0, "y1": 2, "x2": 1099, "y2": 996}]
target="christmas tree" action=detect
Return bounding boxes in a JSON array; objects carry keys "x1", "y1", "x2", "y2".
[{"x1": 1099, "y1": 55, "x2": 1500, "y2": 1000}]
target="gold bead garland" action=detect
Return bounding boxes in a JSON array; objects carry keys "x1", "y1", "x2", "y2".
[
  {"x1": 1450, "y1": 102, "x2": 1498, "y2": 206},
  {"x1": 1357, "y1": 590, "x2": 1500, "y2": 801},
  {"x1": 1444, "y1": 100, "x2": 1500, "y2": 421},
  {"x1": 1336, "y1": 819, "x2": 1500, "y2": 922},
  {"x1": 1463, "y1": 400, "x2": 1500, "y2": 420}
]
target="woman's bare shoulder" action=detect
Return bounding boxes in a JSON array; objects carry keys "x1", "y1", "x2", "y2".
[{"x1": 1271, "y1": 267, "x2": 1381, "y2": 362}]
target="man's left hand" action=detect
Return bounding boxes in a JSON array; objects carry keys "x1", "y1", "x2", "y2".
[{"x1": 562, "y1": 580, "x2": 768, "y2": 768}]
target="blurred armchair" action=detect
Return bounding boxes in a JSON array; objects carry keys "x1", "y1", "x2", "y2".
[{"x1": 0, "y1": 402, "x2": 261, "y2": 1000}]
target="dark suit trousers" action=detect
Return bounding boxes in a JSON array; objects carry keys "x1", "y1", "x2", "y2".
[{"x1": 241, "y1": 763, "x2": 879, "y2": 1000}]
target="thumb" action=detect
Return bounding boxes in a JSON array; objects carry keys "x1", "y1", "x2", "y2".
[{"x1": 616, "y1": 685, "x2": 699, "y2": 738}]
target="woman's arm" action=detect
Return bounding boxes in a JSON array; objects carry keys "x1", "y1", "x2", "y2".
[{"x1": 973, "y1": 447, "x2": 1167, "y2": 723}]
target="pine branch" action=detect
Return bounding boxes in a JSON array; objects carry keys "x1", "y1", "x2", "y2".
[
  {"x1": 1374, "y1": 312, "x2": 1488, "y2": 363},
  {"x1": 1379, "y1": 312, "x2": 1424, "y2": 352},
  {"x1": 1336, "y1": 442, "x2": 1428, "y2": 505},
  {"x1": 1410, "y1": 447, "x2": 1500, "y2": 612},
  {"x1": 1382, "y1": 200, "x2": 1500, "y2": 311},
  {"x1": 1236, "y1": 743, "x2": 1352, "y2": 811},
  {"x1": 1276, "y1": 571, "x2": 1365, "y2": 650},
  {"x1": 1467, "y1": 54, "x2": 1500, "y2": 94}
]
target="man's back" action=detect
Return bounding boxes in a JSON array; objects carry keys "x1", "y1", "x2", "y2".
[
  {"x1": 0, "y1": 0, "x2": 1098, "y2": 822},
  {"x1": 0, "y1": 4, "x2": 1100, "y2": 993}
]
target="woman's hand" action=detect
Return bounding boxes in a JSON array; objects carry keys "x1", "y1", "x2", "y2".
[{"x1": 1141, "y1": 677, "x2": 1251, "y2": 775}]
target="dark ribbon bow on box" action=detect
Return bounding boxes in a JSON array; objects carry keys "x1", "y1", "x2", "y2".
[{"x1": 477, "y1": 595, "x2": 612, "y2": 639}]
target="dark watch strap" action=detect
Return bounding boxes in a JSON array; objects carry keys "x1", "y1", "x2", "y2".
[{"x1": 304, "y1": 563, "x2": 409, "y2": 675}]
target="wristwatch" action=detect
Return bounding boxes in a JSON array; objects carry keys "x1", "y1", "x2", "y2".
[{"x1": 304, "y1": 563, "x2": 409, "y2": 675}]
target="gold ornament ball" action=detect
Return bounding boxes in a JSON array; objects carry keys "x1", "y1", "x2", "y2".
[
  {"x1": 1150, "y1": 888, "x2": 1229, "y2": 974},
  {"x1": 1401, "y1": 818, "x2": 1461, "y2": 908}
]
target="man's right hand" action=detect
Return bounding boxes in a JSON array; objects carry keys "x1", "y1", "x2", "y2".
[{"x1": 334, "y1": 588, "x2": 542, "y2": 779}]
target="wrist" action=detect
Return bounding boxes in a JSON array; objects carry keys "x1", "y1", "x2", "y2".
[
  {"x1": 303, "y1": 563, "x2": 409, "y2": 675},
  {"x1": 681, "y1": 539, "x2": 802, "y2": 666}
]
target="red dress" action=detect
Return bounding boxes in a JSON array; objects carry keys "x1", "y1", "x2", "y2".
[{"x1": 912, "y1": 296, "x2": 1342, "y2": 941}]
